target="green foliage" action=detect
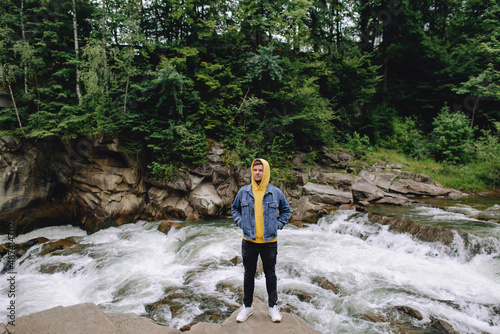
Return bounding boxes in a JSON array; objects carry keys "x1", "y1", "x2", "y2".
[
  {"x1": 154, "y1": 59, "x2": 190, "y2": 119},
  {"x1": 148, "y1": 161, "x2": 180, "y2": 181},
  {"x1": 0, "y1": 0, "x2": 498, "y2": 187},
  {"x1": 245, "y1": 45, "x2": 283, "y2": 83},
  {"x1": 267, "y1": 132, "x2": 295, "y2": 164},
  {"x1": 270, "y1": 167, "x2": 296, "y2": 188},
  {"x1": 386, "y1": 116, "x2": 430, "y2": 159},
  {"x1": 469, "y1": 122, "x2": 500, "y2": 188},
  {"x1": 304, "y1": 150, "x2": 322, "y2": 165},
  {"x1": 345, "y1": 132, "x2": 371, "y2": 157},
  {"x1": 173, "y1": 123, "x2": 208, "y2": 165},
  {"x1": 431, "y1": 107, "x2": 474, "y2": 164}
]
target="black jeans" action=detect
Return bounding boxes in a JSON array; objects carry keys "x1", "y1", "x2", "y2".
[{"x1": 242, "y1": 239, "x2": 278, "y2": 308}]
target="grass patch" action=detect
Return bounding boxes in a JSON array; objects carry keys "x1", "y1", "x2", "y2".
[{"x1": 365, "y1": 149, "x2": 492, "y2": 191}]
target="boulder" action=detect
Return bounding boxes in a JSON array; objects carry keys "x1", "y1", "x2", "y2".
[
  {"x1": 395, "y1": 306, "x2": 423, "y2": 320},
  {"x1": 40, "y1": 237, "x2": 79, "y2": 256},
  {"x1": 164, "y1": 196, "x2": 194, "y2": 218},
  {"x1": 290, "y1": 197, "x2": 326, "y2": 223},
  {"x1": 351, "y1": 177, "x2": 385, "y2": 202},
  {"x1": 106, "y1": 313, "x2": 181, "y2": 334},
  {"x1": 358, "y1": 170, "x2": 399, "y2": 192},
  {"x1": 430, "y1": 317, "x2": 459, "y2": 334},
  {"x1": 308, "y1": 172, "x2": 354, "y2": 191},
  {"x1": 189, "y1": 298, "x2": 322, "y2": 334},
  {"x1": 389, "y1": 179, "x2": 451, "y2": 196},
  {"x1": 158, "y1": 221, "x2": 183, "y2": 234},
  {"x1": 2, "y1": 303, "x2": 181, "y2": 334},
  {"x1": 2, "y1": 298, "x2": 321, "y2": 334},
  {"x1": 400, "y1": 171, "x2": 433, "y2": 184},
  {"x1": 321, "y1": 147, "x2": 353, "y2": 168},
  {"x1": 367, "y1": 213, "x2": 469, "y2": 246},
  {"x1": 188, "y1": 183, "x2": 224, "y2": 217},
  {"x1": 311, "y1": 276, "x2": 340, "y2": 294},
  {"x1": 211, "y1": 166, "x2": 230, "y2": 185},
  {"x1": 374, "y1": 193, "x2": 418, "y2": 206},
  {"x1": 147, "y1": 188, "x2": 194, "y2": 219},
  {"x1": 158, "y1": 172, "x2": 205, "y2": 192},
  {"x1": 302, "y1": 182, "x2": 352, "y2": 205}
]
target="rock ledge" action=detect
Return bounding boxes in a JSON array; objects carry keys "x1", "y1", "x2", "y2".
[{"x1": 1, "y1": 298, "x2": 321, "y2": 334}]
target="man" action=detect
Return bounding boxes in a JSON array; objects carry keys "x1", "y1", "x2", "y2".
[{"x1": 231, "y1": 158, "x2": 291, "y2": 323}]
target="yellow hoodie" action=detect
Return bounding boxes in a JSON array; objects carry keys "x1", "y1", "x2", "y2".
[{"x1": 244, "y1": 158, "x2": 277, "y2": 243}]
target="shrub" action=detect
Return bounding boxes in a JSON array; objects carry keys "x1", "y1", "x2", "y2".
[
  {"x1": 471, "y1": 122, "x2": 500, "y2": 188},
  {"x1": 345, "y1": 131, "x2": 371, "y2": 157},
  {"x1": 148, "y1": 161, "x2": 180, "y2": 181},
  {"x1": 387, "y1": 116, "x2": 430, "y2": 159},
  {"x1": 431, "y1": 108, "x2": 473, "y2": 164}
]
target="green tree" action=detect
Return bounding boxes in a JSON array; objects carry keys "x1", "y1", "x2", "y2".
[{"x1": 431, "y1": 108, "x2": 474, "y2": 164}]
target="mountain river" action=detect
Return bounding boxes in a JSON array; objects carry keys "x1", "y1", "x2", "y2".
[{"x1": 1, "y1": 195, "x2": 500, "y2": 333}]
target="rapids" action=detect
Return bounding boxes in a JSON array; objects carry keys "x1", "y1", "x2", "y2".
[{"x1": 1, "y1": 199, "x2": 500, "y2": 333}]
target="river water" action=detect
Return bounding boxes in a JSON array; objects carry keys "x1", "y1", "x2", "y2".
[{"x1": 1, "y1": 196, "x2": 500, "y2": 333}]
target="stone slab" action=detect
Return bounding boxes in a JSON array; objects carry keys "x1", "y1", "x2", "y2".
[{"x1": 6, "y1": 303, "x2": 117, "y2": 334}]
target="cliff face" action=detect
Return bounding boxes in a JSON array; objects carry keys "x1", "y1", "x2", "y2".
[
  {"x1": 0, "y1": 136, "x2": 245, "y2": 234},
  {"x1": 0, "y1": 136, "x2": 465, "y2": 235}
]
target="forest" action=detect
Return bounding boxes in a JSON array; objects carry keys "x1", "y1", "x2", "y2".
[{"x1": 0, "y1": 0, "x2": 499, "y2": 188}]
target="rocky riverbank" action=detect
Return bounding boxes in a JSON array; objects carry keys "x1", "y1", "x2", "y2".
[
  {"x1": 1, "y1": 298, "x2": 321, "y2": 334},
  {"x1": 0, "y1": 136, "x2": 465, "y2": 235}
]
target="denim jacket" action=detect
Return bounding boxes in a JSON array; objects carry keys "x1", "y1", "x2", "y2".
[{"x1": 231, "y1": 184, "x2": 291, "y2": 241}]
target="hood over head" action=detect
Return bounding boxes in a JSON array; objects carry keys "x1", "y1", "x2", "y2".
[{"x1": 251, "y1": 158, "x2": 270, "y2": 191}]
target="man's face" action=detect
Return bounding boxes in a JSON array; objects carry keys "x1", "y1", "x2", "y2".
[{"x1": 253, "y1": 164, "x2": 264, "y2": 183}]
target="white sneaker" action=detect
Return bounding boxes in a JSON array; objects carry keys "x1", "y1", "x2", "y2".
[
  {"x1": 236, "y1": 305, "x2": 254, "y2": 323},
  {"x1": 269, "y1": 305, "x2": 282, "y2": 322}
]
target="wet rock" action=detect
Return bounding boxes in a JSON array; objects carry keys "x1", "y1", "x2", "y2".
[
  {"x1": 215, "y1": 281, "x2": 243, "y2": 300},
  {"x1": 311, "y1": 276, "x2": 340, "y2": 294},
  {"x1": 355, "y1": 312, "x2": 386, "y2": 323},
  {"x1": 158, "y1": 221, "x2": 184, "y2": 234},
  {"x1": 40, "y1": 237, "x2": 79, "y2": 256},
  {"x1": 283, "y1": 288, "x2": 313, "y2": 302},
  {"x1": 395, "y1": 305, "x2": 423, "y2": 320},
  {"x1": 39, "y1": 262, "x2": 74, "y2": 274},
  {"x1": 229, "y1": 256, "x2": 241, "y2": 266},
  {"x1": 430, "y1": 317, "x2": 459, "y2": 334},
  {"x1": 179, "y1": 324, "x2": 191, "y2": 332},
  {"x1": 367, "y1": 213, "x2": 460, "y2": 246}
]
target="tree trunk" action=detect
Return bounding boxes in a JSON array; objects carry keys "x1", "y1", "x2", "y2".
[
  {"x1": 123, "y1": 59, "x2": 131, "y2": 115},
  {"x1": 72, "y1": 0, "x2": 82, "y2": 104},
  {"x1": 20, "y1": 0, "x2": 28, "y2": 94},
  {"x1": 470, "y1": 95, "x2": 480, "y2": 128},
  {"x1": 7, "y1": 81, "x2": 27, "y2": 138}
]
